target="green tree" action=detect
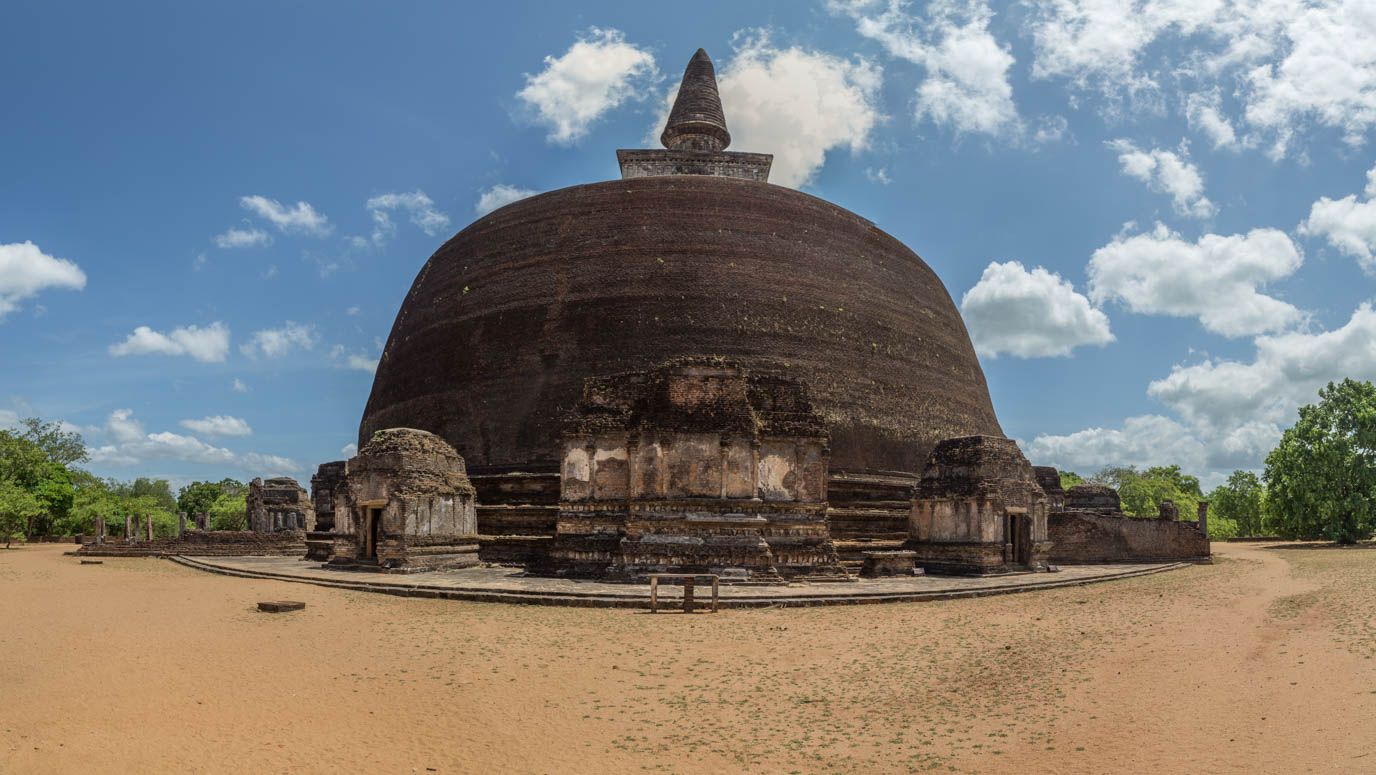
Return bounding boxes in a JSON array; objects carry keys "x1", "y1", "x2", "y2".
[
  {"x1": 1058, "y1": 470, "x2": 1085, "y2": 490},
  {"x1": 208, "y1": 491, "x2": 248, "y2": 530},
  {"x1": 15, "y1": 418, "x2": 88, "y2": 467},
  {"x1": 1091, "y1": 465, "x2": 1202, "y2": 519},
  {"x1": 1209, "y1": 470, "x2": 1266, "y2": 537},
  {"x1": 178, "y1": 478, "x2": 246, "y2": 516},
  {"x1": 1264, "y1": 379, "x2": 1376, "y2": 544},
  {"x1": 0, "y1": 478, "x2": 42, "y2": 548}
]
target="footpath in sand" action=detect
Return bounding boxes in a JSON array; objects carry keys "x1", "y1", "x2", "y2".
[{"x1": 2, "y1": 541, "x2": 1374, "y2": 774}]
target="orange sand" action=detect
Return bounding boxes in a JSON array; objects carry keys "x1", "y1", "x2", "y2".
[{"x1": 2, "y1": 542, "x2": 1373, "y2": 774}]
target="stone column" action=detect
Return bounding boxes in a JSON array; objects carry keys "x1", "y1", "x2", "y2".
[
  {"x1": 627, "y1": 438, "x2": 640, "y2": 500},
  {"x1": 719, "y1": 439, "x2": 730, "y2": 499},
  {"x1": 145, "y1": 514, "x2": 154, "y2": 541},
  {"x1": 124, "y1": 514, "x2": 133, "y2": 541},
  {"x1": 750, "y1": 441, "x2": 761, "y2": 501},
  {"x1": 199, "y1": 512, "x2": 209, "y2": 530},
  {"x1": 584, "y1": 442, "x2": 597, "y2": 499},
  {"x1": 96, "y1": 514, "x2": 106, "y2": 544},
  {"x1": 179, "y1": 512, "x2": 187, "y2": 535},
  {"x1": 1197, "y1": 501, "x2": 1209, "y2": 538}
]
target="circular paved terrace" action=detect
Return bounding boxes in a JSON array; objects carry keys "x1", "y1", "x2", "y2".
[{"x1": 171, "y1": 555, "x2": 1196, "y2": 609}]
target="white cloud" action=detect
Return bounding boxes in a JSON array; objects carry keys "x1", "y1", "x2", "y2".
[
  {"x1": 341, "y1": 442, "x2": 358, "y2": 457},
  {"x1": 834, "y1": 0, "x2": 1021, "y2": 137},
  {"x1": 0, "y1": 241, "x2": 86, "y2": 320},
  {"x1": 1088, "y1": 223, "x2": 1304, "y2": 337},
  {"x1": 346, "y1": 355, "x2": 378, "y2": 374},
  {"x1": 864, "y1": 167, "x2": 893, "y2": 184},
  {"x1": 240, "y1": 195, "x2": 332, "y2": 236},
  {"x1": 1106, "y1": 139, "x2": 1216, "y2": 218},
  {"x1": 87, "y1": 409, "x2": 299, "y2": 473},
  {"x1": 475, "y1": 184, "x2": 538, "y2": 217},
  {"x1": 1026, "y1": 414, "x2": 1208, "y2": 474},
  {"x1": 231, "y1": 378, "x2": 251, "y2": 393},
  {"x1": 1024, "y1": 0, "x2": 1376, "y2": 157},
  {"x1": 0, "y1": 410, "x2": 18, "y2": 430},
  {"x1": 178, "y1": 415, "x2": 253, "y2": 437},
  {"x1": 653, "y1": 32, "x2": 881, "y2": 188},
  {"x1": 239, "y1": 321, "x2": 316, "y2": 359},
  {"x1": 108, "y1": 321, "x2": 231, "y2": 363},
  {"x1": 345, "y1": 305, "x2": 360, "y2": 316},
  {"x1": 1184, "y1": 90, "x2": 1240, "y2": 149},
  {"x1": 960, "y1": 260, "x2": 1114, "y2": 358},
  {"x1": 261, "y1": 264, "x2": 279, "y2": 279},
  {"x1": 1299, "y1": 164, "x2": 1376, "y2": 273},
  {"x1": 213, "y1": 226, "x2": 272, "y2": 249},
  {"x1": 1148, "y1": 302, "x2": 1376, "y2": 437},
  {"x1": 362, "y1": 190, "x2": 451, "y2": 245},
  {"x1": 517, "y1": 27, "x2": 658, "y2": 145}
]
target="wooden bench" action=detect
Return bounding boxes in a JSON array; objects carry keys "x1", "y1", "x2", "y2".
[{"x1": 647, "y1": 573, "x2": 720, "y2": 613}]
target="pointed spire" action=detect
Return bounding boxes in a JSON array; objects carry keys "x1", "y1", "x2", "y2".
[{"x1": 660, "y1": 49, "x2": 731, "y2": 152}]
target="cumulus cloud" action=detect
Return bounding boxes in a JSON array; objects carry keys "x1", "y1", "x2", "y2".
[
  {"x1": 178, "y1": 415, "x2": 253, "y2": 438},
  {"x1": 517, "y1": 27, "x2": 658, "y2": 145},
  {"x1": 213, "y1": 226, "x2": 271, "y2": 249},
  {"x1": 108, "y1": 322, "x2": 231, "y2": 363},
  {"x1": 0, "y1": 241, "x2": 86, "y2": 320},
  {"x1": 240, "y1": 321, "x2": 316, "y2": 359},
  {"x1": 1106, "y1": 139, "x2": 1216, "y2": 218},
  {"x1": 1024, "y1": 0, "x2": 1376, "y2": 156},
  {"x1": 649, "y1": 33, "x2": 881, "y2": 188},
  {"x1": 330, "y1": 343, "x2": 380, "y2": 374},
  {"x1": 832, "y1": 0, "x2": 1021, "y2": 137},
  {"x1": 1088, "y1": 223, "x2": 1304, "y2": 337},
  {"x1": 1148, "y1": 303, "x2": 1376, "y2": 439},
  {"x1": 240, "y1": 195, "x2": 332, "y2": 236},
  {"x1": 231, "y1": 378, "x2": 251, "y2": 393},
  {"x1": 1026, "y1": 414, "x2": 1208, "y2": 474},
  {"x1": 475, "y1": 184, "x2": 538, "y2": 217},
  {"x1": 341, "y1": 442, "x2": 357, "y2": 457},
  {"x1": 88, "y1": 409, "x2": 299, "y2": 473},
  {"x1": 1299, "y1": 164, "x2": 1376, "y2": 273},
  {"x1": 960, "y1": 261, "x2": 1114, "y2": 358},
  {"x1": 360, "y1": 190, "x2": 450, "y2": 245}
]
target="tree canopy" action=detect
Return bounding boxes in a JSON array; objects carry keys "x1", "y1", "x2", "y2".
[
  {"x1": 1208, "y1": 470, "x2": 1266, "y2": 537},
  {"x1": 1091, "y1": 465, "x2": 1202, "y2": 520},
  {"x1": 1264, "y1": 379, "x2": 1376, "y2": 544}
]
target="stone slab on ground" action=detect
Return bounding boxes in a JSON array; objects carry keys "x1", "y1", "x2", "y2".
[
  {"x1": 172, "y1": 555, "x2": 1191, "y2": 609},
  {"x1": 257, "y1": 600, "x2": 306, "y2": 613}
]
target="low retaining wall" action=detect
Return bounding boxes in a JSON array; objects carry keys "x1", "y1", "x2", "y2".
[
  {"x1": 75, "y1": 530, "x2": 306, "y2": 557},
  {"x1": 1048, "y1": 511, "x2": 1210, "y2": 564}
]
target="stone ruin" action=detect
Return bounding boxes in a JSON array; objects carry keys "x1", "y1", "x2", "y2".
[
  {"x1": 246, "y1": 477, "x2": 315, "y2": 532},
  {"x1": 1158, "y1": 500, "x2": 1179, "y2": 520},
  {"x1": 906, "y1": 436, "x2": 1051, "y2": 575},
  {"x1": 310, "y1": 461, "x2": 347, "y2": 532},
  {"x1": 548, "y1": 359, "x2": 847, "y2": 583},
  {"x1": 1032, "y1": 466, "x2": 1066, "y2": 511},
  {"x1": 1064, "y1": 483, "x2": 1122, "y2": 513},
  {"x1": 328, "y1": 428, "x2": 479, "y2": 572}
]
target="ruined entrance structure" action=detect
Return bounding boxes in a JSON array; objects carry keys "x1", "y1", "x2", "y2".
[
  {"x1": 907, "y1": 437, "x2": 1051, "y2": 574},
  {"x1": 339, "y1": 48, "x2": 1209, "y2": 580},
  {"x1": 328, "y1": 428, "x2": 479, "y2": 572},
  {"x1": 1045, "y1": 476, "x2": 1211, "y2": 564},
  {"x1": 550, "y1": 359, "x2": 846, "y2": 582},
  {"x1": 246, "y1": 477, "x2": 314, "y2": 532}
]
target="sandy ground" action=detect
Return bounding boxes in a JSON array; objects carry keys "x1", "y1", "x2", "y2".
[{"x1": 2, "y1": 542, "x2": 1374, "y2": 774}]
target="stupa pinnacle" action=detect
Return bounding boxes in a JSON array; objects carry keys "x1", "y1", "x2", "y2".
[
  {"x1": 660, "y1": 48, "x2": 731, "y2": 152},
  {"x1": 616, "y1": 48, "x2": 772, "y2": 182}
]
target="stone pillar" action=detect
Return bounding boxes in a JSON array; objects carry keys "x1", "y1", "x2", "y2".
[
  {"x1": 719, "y1": 439, "x2": 730, "y2": 499},
  {"x1": 584, "y1": 442, "x2": 597, "y2": 499},
  {"x1": 179, "y1": 512, "x2": 187, "y2": 535},
  {"x1": 1197, "y1": 501, "x2": 1209, "y2": 538},
  {"x1": 96, "y1": 514, "x2": 106, "y2": 544},
  {"x1": 199, "y1": 512, "x2": 209, "y2": 530},
  {"x1": 124, "y1": 514, "x2": 133, "y2": 542},
  {"x1": 750, "y1": 441, "x2": 761, "y2": 501},
  {"x1": 627, "y1": 439, "x2": 639, "y2": 499},
  {"x1": 146, "y1": 514, "x2": 154, "y2": 541}
]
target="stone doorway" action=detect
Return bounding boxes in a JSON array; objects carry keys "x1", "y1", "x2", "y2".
[
  {"x1": 1006, "y1": 510, "x2": 1028, "y2": 568},
  {"x1": 363, "y1": 507, "x2": 381, "y2": 560}
]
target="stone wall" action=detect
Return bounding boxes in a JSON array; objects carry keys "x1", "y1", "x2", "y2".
[
  {"x1": 310, "y1": 461, "x2": 347, "y2": 531},
  {"x1": 247, "y1": 477, "x2": 315, "y2": 532},
  {"x1": 75, "y1": 530, "x2": 306, "y2": 557},
  {"x1": 1047, "y1": 511, "x2": 1210, "y2": 564}
]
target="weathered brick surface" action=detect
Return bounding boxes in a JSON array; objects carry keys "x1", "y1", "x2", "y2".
[
  {"x1": 1047, "y1": 511, "x2": 1209, "y2": 563},
  {"x1": 75, "y1": 530, "x2": 306, "y2": 557}
]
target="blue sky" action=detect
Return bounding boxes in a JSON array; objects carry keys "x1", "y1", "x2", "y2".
[{"x1": 3, "y1": 0, "x2": 1374, "y2": 490}]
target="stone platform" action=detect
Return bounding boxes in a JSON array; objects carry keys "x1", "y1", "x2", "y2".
[{"x1": 169, "y1": 555, "x2": 1192, "y2": 609}]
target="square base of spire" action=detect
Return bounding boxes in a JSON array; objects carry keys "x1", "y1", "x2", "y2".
[{"x1": 617, "y1": 149, "x2": 773, "y2": 182}]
